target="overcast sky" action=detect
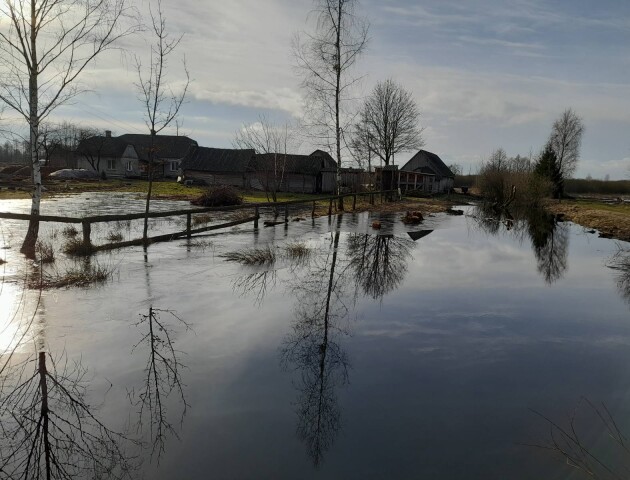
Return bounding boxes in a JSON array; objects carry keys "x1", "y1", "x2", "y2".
[{"x1": 41, "y1": 0, "x2": 630, "y2": 178}]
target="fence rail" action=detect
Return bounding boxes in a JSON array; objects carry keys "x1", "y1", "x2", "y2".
[{"x1": 0, "y1": 190, "x2": 397, "y2": 252}]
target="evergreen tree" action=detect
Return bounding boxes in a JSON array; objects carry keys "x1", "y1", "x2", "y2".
[{"x1": 535, "y1": 142, "x2": 563, "y2": 198}]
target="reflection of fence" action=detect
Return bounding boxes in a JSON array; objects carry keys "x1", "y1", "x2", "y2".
[{"x1": 0, "y1": 190, "x2": 397, "y2": 252}]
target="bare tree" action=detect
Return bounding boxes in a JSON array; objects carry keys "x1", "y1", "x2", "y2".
[
  {"x1": 357, "y1": 79, "x2": 424, "y2": 167},
  {"x1": 135, "y1": 0, "x2": 189, "y2": 245},
  {"x1": 0, "y1": 0, "x2": 136, "y2": 257},
  {"x1": 549, "y1": 108, "x2": 584, "y2": 196},
  {"x1": 233, "y1": 115, "x2": 297, "y2": 203},
  {"x1": 75, "y1": 127, "x2": 111, "y2": 173},
  {"x1": 294, "y1": 0, "x2": 369, "y2": 209}
]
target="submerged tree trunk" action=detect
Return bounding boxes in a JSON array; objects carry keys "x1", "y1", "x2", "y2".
[{"x1": 143, "y1": 133, "x2": 156, "y2": 246}]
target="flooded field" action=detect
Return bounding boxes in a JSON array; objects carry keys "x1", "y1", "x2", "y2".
[{"x1": 1, "y1": 193, "x2": 629, "y2": 479}]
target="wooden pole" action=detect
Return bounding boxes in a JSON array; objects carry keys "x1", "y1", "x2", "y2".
[
  {"x1": 352, "y1": 194, "x2": 356, "y2": 211},
  {"x1": 328, "y1": 198, "x2": 333, "y2": 217},
  {"x1": 254, "y1": 206, "x2": 259, "y2": 229},
  {"x1": 312, "y1": 201, "x2": 316, "y2": 218},
  {"x1": 186, "y1": 213, "x2": 192, "y2": 238},
  {"x1": 82, "y1": 221, "x2": 91, "y2": 247},
  {"x1": 284, "y1": 204, "x2": 289, "y2": 223}
]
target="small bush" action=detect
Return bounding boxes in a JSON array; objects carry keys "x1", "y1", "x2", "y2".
[
  {"x1": 221, "y1": 246, "x2": 276, "y2": 265},
  {"x1": 62, "y1": 225, "x2": 79, "y2": 238},
  {"x1": 191, "y1": 185, "x2": 243, "y2": 207},
  {"x1": 35, "y1": 240, "x2": 55, "y2": 264},
  {"x1": 63, "y1": 238, "x2": 95, "y2": 256}
]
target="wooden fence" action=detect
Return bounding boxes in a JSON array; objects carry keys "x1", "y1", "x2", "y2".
[{"x1": 0, "y1": 190, "x2": 397, "y2": 253}]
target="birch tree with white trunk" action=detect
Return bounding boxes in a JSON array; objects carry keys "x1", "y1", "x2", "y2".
[
  {"x1": 294, "y1": 0, "x2": 368, "y2": 209},
  {"x1": 0, "y1": 0, "x2": 135, "y2": 257}
]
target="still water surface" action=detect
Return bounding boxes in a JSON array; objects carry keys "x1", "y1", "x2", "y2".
[{"x1": 0, "y1": 194, "x2": 629, "y2": 479}]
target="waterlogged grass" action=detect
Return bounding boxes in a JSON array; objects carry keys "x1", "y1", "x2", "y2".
[
  {"x1": 62, "y1": 225, "x2": 79, "y2": 238},
  {"x1": 35, "y1": 240, "x2": 55, "y2": 264},
  {"x1": 62, "y1": 238, "x2": 95, "y2": 256},
  {"x1": 283, "y1": 242, "x2": 311, "y2": 261},
  {"x1": 106, "y1": 231, "x2": 124, "y2": 242},
  {"x1": 221, "y1": 246, "x2": 276, "y2": 266},
  {"x1": 29, "y1": 262, "x2": 114, "y2": 289}
]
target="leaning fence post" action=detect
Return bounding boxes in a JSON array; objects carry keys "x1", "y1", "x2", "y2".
[
  {"x1": 254, "y1": 206, "x2": 259, "y2": 229},
  {"x1": 187, "y1": 213, "x2": 192, "y2": 238},
  {"x1": 82, "y1": 221, "x2": 91, "y2": 247}
]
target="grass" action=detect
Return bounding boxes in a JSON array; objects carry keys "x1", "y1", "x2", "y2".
[
  {"x1": 62, "y1": 225, "x2": 79, "y2": 237},
  {"x1": 35, "y1": 240, "x2": 55, "y2": 264},
  {"x1": 31, "y1": 262, "x2": 114, "y2": 289},
  {"x1": 283, "y1": 242, "x2": 311, "y2": 261},
  {"x1": 192, "y1": 213, "x2": 213, "y2": 225},
  {"x1": 62, "y1": 238, "x2": 95, "y2": 256},
  {"x1": 106, "y1": 231, "x2": 124, "y2": 242},
  {"x1": 220, "y1": 246, "x2": 276, "y2": 265}
]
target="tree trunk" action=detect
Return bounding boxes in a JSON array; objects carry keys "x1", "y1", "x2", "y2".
[
  {"x1": 335, "y1": 3, "x2": 344, "y2": 211},
  {"x1": 21, "y1": 0, "x2": 41, "y2": 259},
  {"x1": 143, "y1": 132, "x2": 155, "y2": 246}
]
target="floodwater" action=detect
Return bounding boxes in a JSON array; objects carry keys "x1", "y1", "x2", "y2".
[{"x1": 1, "y1": 193, "x2": 629, "y2": 479}]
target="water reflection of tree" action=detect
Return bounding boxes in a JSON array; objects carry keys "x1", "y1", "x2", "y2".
[
  {"x1": 347, "y1": 234, "x2": 414, "y2": 300},
  {"x1": 607, "y1": 247, "x2": 630, "y2": 305},
  {"x1": 281, "y1": 223, "x2": 350, "y2": 467},
  {"x1": 526, "y1": 209, "x2": 569, "y2": 284},
  {"x1": 130, "y1": 306, "x2": 190, "y2": 462},
  {"x1": 0, "y1": 305, "x2": 134, "y2": 479},
  {"x1": 471, "y1": 206, "x2": 569, "y2": 284}
]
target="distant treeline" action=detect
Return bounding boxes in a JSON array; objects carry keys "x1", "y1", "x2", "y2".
[
  {"x1": 454, "y1": 174, "x2": 630, "y2": 195},
  {"x1": 564, "y1": 178, "x2": 630, "y2": 195}
]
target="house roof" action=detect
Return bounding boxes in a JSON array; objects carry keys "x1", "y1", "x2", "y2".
[
  {"x1": 75, "y1": 136, "x2": 131, "y2": 158},
  {"x1": 402, "y1": 150, "x2": 454, "y2": 178},
  {"x1": 181, "y1": 146, "x2": 255, "y2": 173},
  {"x1": 117, "y1": 134, "x2": 197, "y2": 161},
  {"x1": 76, "y1": 134, "x2": 197, "y2": 161},
  {"x1": 252, "y1": 150, "x2": 336, "y2": 175}
]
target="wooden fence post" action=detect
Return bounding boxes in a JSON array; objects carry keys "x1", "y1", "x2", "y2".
[
  {"x1": 82, "y1": 221, "x2": 91, "y2": 247},
  {"x1": 187, "y1": 213, "x2": 192, "y2": 238},
  {"x1": 328, "y1": 198, "x2": 333, "y2": 217},
  {"x1": 284, "y1": 204, "x2": 289, "y2": 223},
  {"x1": 311, "y1": 201, "x2": 316, "y2": 218},
  {"x1": 352, "y1": 194, "x2": 356, "y2": 211},
  {"x1": 254, "y1": 206, "x2": 259, "y2": 229}
]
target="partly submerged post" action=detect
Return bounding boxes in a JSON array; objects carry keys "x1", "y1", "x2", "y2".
[
  {"x1": 352, "y1": 194, "x2": 356, "y2": 211},
  {"x1": 254, "y1": 206, "x2": 259, "y2": 229},
  {"x1": 311, "y1": 201, "x2": 316, "y2": 218},
  {"x1": 284, "y1": 205, "x2": 289, "y2": 223},
  {"x1": 82, "y1": 220, "x2": 91, "y2": 248},
  {"x1": 186, "y1": 213, "x2": 192, "y2": 238},
  {"x1": 328, "y1": 198, "x2": 333, "y2": 217}
]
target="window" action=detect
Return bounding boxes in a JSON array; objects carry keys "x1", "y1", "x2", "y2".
[
  {"x1": 170, "y1": 161, "x2": 178, "y2": 172},
  {"x1": 126, "y1": 161, "x2": 133, "y2": 172},
  {"x1": 107, "y1": 159, "x2": 116, "y2": 170}
]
